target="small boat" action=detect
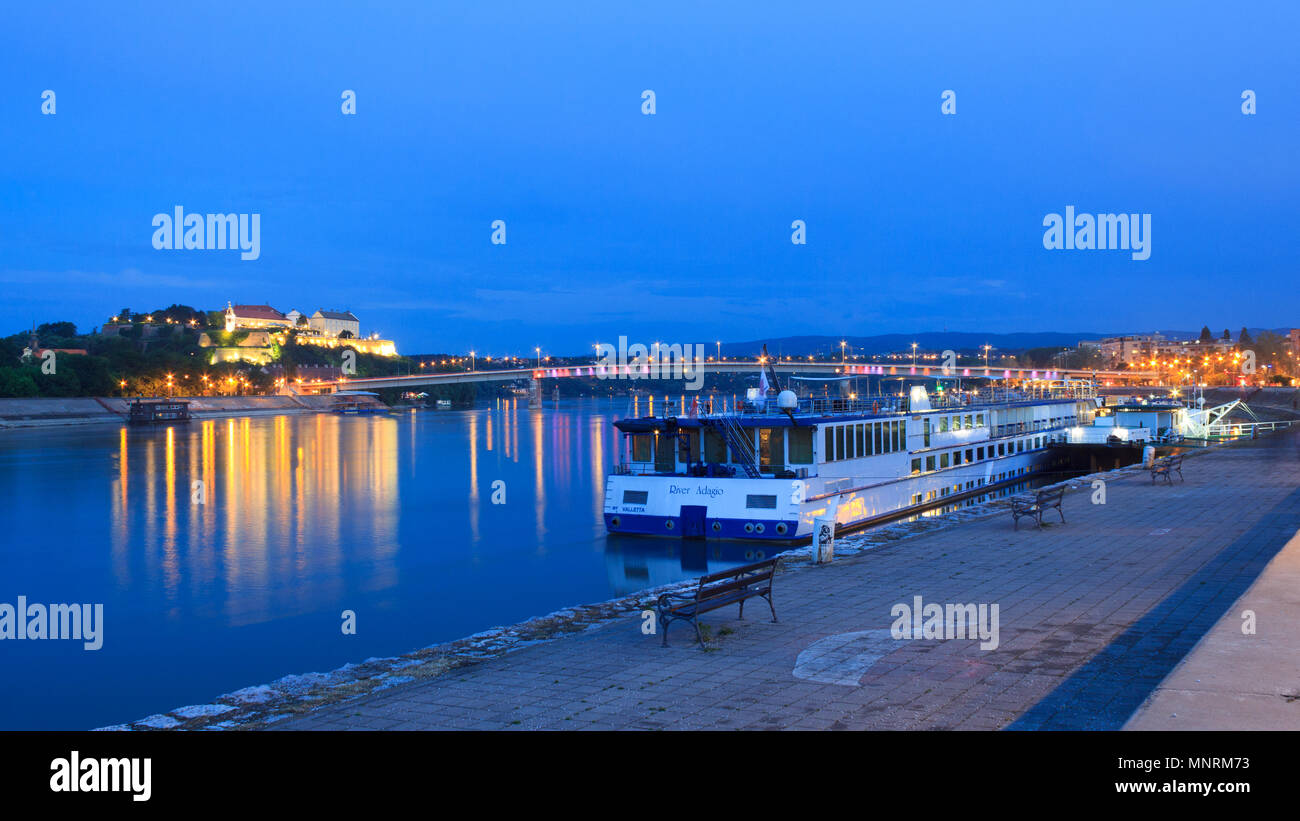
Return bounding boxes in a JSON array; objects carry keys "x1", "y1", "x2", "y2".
[
  {"x1": 435, "y1": 399, "x2": 452, "y2": 409},
  {"x1": 329, "y1": 391, "x2": 389, "y2": 415},
  {"x1": 128, "y1": 399, "x2": 191, "y2": 425}
]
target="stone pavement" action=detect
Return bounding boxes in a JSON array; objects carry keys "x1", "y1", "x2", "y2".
[
  {"x1": 1124, "y1": 525, "x2": 1300, "y2": 730},
  {"x1": 280, "y1": 430, "x2": 1300, "y2": 730}
]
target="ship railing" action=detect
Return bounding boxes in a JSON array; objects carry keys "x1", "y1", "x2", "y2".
[{"x1": 629, "y1": 383, "x2": 1095, "y2": 421}]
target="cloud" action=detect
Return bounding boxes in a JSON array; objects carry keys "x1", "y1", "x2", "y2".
[{"x1": 0, "y1": 267, "x2": 236, "y2": 290}]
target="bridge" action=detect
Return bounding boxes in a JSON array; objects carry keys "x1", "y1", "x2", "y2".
[{"x1": 294, "y1": 360, "x2": 1158, "y2": 395}]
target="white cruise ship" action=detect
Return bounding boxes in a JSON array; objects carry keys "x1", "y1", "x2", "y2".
[{"x1": 604, "y1": 374, "x2": 1096, "y2": 542}]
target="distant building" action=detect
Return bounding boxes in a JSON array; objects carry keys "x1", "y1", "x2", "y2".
[
  {"x1": 309, "y1": 309, "x2": 361, "y2": 339},
  {"x1": 224, "y1": 303, "x2": 293, "y2": 332},
  {"x1": 1289, "y1": 329, "x2": 1300, "y2": 357},
  {"x1": 214, "y1": 301, "x2": 396, "y2": 358},
  {"x1": 1099, "y1": 334, "x2": 1164, "y2": 366}
]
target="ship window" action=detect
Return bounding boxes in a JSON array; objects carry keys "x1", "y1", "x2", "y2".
[
  {"x1": 1017, "y1": 439, "x2": 1024, "y2": 452},
  {"x1": 911, "y1": 458, "x2": 921, "y2": 475},
  {"x1": 824, "y1": 427, "x2": 834, "y2": 462},
  {"x1": 746, "y1": 494, "x2": 777, "y2": 509},
  {"x1": 940, "y1": 453, "x2": 950, "y2": 469},
  {"x1": 856, "y1": 423, "x2": 865, "y2": 455},
  {"x1": 655, "y1": 433, "x2": 676, "y2": 473},
  {"x1": 998, "y1": 443, "x2": 1005, "y2": 456},
  {"x1": 965, "y1": 449, "x2": 973, "y2": 462},
  {"x1": 964, "y1": 414, "x2": 972, "y2": 429},
  {"x1": 939, "y1": 416, "x2": 949, "y2": 433},
  {"x1": 870, "y1": 423, "x2": 879, "y2": 453},
  {"x1": 680, "y1": 431, "x2": 700, "y2": 463},
  {"x1": 760, "y1": 428, "x2": 785, "y2": 472},
  {"x1": 704, "y1": 430, "x2": 726, "y2": 463},
  {"x1": 622, "y1": 490, "x2": 649, "y2": 505},
  {"x1": 844, "y1": 426, "x2": 855, "y2": 459},
  {"x1": 926, "y1": 455, "x2": 936, "y2": 472},
  {"x1": 953, "y1": 451, "x2": 962, "y2": 466},
  {"x1": 977, "y1": 447, "x2": 984, "y2": 460},
  {"x1": 893, "y1": 421, "x2": 902, "y2": 451},
  {"x1": 835, "y1": 426, "x2": 845, "y2": 460},
  {"x1": 923, "y1": 418, "x2": 931, "y2": 448},
  {"x1": 632, "y1": 435, "x2": 652, "y2": 462},
  {"x1": 788, "y1": 428, "x2": 813, "y2": 464},
  {"x1": 976, "y1": 413, "x2": 984, "y2": 427}
]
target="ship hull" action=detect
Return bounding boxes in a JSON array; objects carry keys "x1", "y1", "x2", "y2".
[{"x1": 605, "y1": 446, "x2": 1061, "y2": 542}]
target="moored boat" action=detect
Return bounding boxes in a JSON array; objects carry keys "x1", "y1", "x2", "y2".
[{"x1": 603, "y1": 368, "x2": 1096, "y2": 542}]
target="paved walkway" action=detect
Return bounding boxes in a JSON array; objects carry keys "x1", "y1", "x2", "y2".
[
  {"x1": 1125, "y1": 527, "x2": 1300, "y2": 730},
  {"x1": 280, "y1": 430, "x2": 1300, "y2": 730}
]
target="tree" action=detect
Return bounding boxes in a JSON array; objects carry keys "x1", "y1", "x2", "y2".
[
  {"x1": 1238, "y1": 327, "x2": 1253, "y2": 347},
  {"x1": 37, "y1": 321, "x2": 77, "y2": 340},
  {"x1": 1198, "y1": 326, "x2": 1213, "y2": 344},
  {"x1": 0, "y1": 367, "x2": 38, "y2": 397},
  {"x1": 1222, "y1": 329, "x2": 1231, "y2": 341}
]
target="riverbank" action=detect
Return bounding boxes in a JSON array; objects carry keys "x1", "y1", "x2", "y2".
[
  {"x1": 0, "y1": 395, "x2": 385, "y2": 429},
  {"x1": 98, "y1": 435, "x2": 1276, "y2": 731}
]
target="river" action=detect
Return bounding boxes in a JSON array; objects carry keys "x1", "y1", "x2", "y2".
[{"x1": 0, "y1": 399, "x2": 781, "y2": 729}]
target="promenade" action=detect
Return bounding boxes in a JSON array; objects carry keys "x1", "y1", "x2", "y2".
[{"x1": 276, "y1": 430, "x2": 1300, "y2": 731}]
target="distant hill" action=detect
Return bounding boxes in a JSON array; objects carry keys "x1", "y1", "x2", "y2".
[
  {"x1": 720, "y1": 332, "x2": 1114, "y2": 357},
  {"x1": 721, "y1": 328, "x2": 1295, "y2": 357}
]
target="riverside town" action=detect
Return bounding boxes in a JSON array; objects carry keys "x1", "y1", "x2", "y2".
[{"x1": 2, "y1": 1, "x2": 1294, "y2": 808}]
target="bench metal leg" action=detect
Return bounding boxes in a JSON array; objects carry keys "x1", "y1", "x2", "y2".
[
  {"x1": 765, "y1": 591, "x2": 778, "y2": 623},
  {"x1": 738, "y1": 598, "x2": 745, "y2": 620}
]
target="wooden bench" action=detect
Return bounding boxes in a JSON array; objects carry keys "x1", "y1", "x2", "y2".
[
  {"x1": 1011, "y1": 487, "x2": 1066, "y2": 530},
  {"x1": 655, "y1": 558, "x2": 779, "y2": 647},
  {"x1": 1151, "y1": 453, "x2": 1184, "y2": 484}
]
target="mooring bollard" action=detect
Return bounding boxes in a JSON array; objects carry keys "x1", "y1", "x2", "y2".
[{"x1": 814, "y1": 516, "x2": 835, "y2": 564}]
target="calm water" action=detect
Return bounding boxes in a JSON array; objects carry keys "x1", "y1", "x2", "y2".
[{"x1": 0, "y1": 399, "x2": 777, "y2": 730}]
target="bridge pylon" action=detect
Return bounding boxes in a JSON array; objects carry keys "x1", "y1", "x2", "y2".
[{"x1": 528, "y1": 378, "x2": 541, "y2": 409}]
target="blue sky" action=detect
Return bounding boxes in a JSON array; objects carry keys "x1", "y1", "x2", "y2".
[{"x1": 1, "y1": 1, "x2": 1296, "y2": 355}]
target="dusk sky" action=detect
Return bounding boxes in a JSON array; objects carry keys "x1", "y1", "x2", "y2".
[{"x1": 2, "y1": 2, "x2": 1296, "y2": 355}]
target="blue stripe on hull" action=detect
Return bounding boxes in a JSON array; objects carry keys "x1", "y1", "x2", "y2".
[{"x1": 604, "y1": 512, "x2": 796, "y2": 541}]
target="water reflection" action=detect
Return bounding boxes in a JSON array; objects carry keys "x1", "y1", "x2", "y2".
[{"x1": 107, "y1": 413, "x2": 401, "y2": 627}]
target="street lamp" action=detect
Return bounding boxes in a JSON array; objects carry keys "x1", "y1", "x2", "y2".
[
  {"x1": 840, "y1": 340, "x2": 847, "y2": 365},
  {"x1": 535, "y1": 347, "x2": 541, "y2": 369},
  {"x1": 911, "y1": 342, "x2": 918, "y2": 368},
  {"x1": 470, "y1": 350, "x2": 475, "y2": 371}
]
